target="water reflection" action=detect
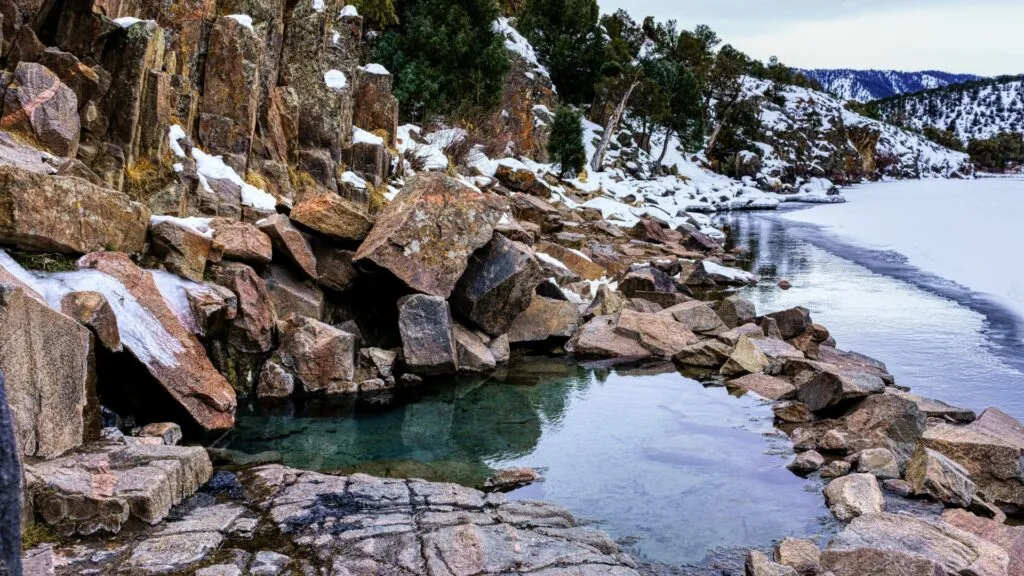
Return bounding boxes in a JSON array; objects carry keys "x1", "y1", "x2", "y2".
[
  {"x1": 227, "y1": 357, "x2": 831, "y2": 566},
  {"x1": 716, "y1": 210, "x2": 1024, "y2": 421}
]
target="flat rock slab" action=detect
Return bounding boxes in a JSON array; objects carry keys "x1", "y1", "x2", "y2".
[
  {"x1": 24, "y1": 440, "x2": 212, "y2": 536},
  {"x1": 728, "y1": 373, "x2": 796, "y2": 400}
]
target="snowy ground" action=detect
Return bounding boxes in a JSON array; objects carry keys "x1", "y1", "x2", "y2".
[{"x1": 785, "y1": 177, "x2": 1024, "y2": 325}]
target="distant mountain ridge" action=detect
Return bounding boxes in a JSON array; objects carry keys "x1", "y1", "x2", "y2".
[{"x1": 800, "y1": 69, "x2": 982, "y2": 102}]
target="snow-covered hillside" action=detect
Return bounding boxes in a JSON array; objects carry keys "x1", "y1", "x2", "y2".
[
  {"x1": 801, "y1": 69, "x2": 981, "y2": 103},
  {"x1": 871, "y1": 76, "x2": 1024, "y2": 142}
]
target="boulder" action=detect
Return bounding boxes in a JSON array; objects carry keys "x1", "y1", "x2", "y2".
[
  {"x1": 567, "y1": 316, "x2": 652, "y2": 360},
  {"x1": 922, "y1": 408, "x2": 1024, "y2": 509},
  {"x1": 821, "y1": 512, "x2": 1011, "y2": 576},
  {"x1": 453, "y1": 324, "x2": 497, "y2": 374},
  {"x1": 258, "y1": 215, "x2": 318, "y2": 279},
  {"x1": 3, "y1": 61, "x2": 80, "y2": 157},
  {"x1": 856, "y1": 447, "x2": 900, "y2": 479},
  {"x1": 0, "y1": 285, "x2": 97, "y2": 459},
  {"x1": 843, "y1": 392, "x2": 927, "y2": 470},
  {"x1": 773, "y1": 401, "x2": 814, "y2": 424},
  {"x1": 211, "y1": 220, "x2": 273, "y2": 264},
  {"x1": 507, "y1": 295, "x2": 581, "y2": 343},
  {"x1": 397, "y1": 295, "x2": 458, "y2": 375},
  {"x1": 484, "y1": 467, "x2": 542, "y2": 491},
  {"x1": 585, "y1": 284, "x2": 625, "y2": 318},
  {"x1": 488, "y1": 334, "x2": 511, "y2": 365},
  {"x1": 745, "y1": 550, "x2": 798, "y2": 576},
  {"x1": 534, "y1": 242, "x2": 606, "y2": 281},
  {"x1": 207, "y1": 262, "x2": 276, "y2": 353},
  {"x1": 614, "y1": 309, "x2": 699, "y2": 357},
  {"x1": 673, "y1": 339, "x2": 733, "y2": 368},
  {"x1": 135, "y1": 423, "x2": 183, "y2": 447},
  {"x1": 942, "y1": 508, "x2": 1024, "y2": 575},
  {"x1": 685, "y1": 259, "x2": 757, "y2": 286},
  {"x1": 355, "y1": 174, "x2": 506, "y2": 297},
  {"x1": 798, "y1": 370, "x2": 885, "y2": 413},
  {"x1": 773, "y1": 537, "x2": 820, "y2": 575},
  {"x1": 765, "y1": 307, "x2": 812, "y2": 340},
  {"x1": 728, "y1": 373, "x2": 796, "y2": 400},
  {"x1": 60, "y1": 291, "x2": 122, "y2": 352},
  {"x1": 659, "y1": 301, "x2": 728, "y2": 336},
  {"x1": 510, "y1": 192, "x2": 562, "y2": 233},
  {"x1": 262, "y1": 264, "x2": 324, "y2": 321},
  {"x1": 360, "y1": 348, "x2": 399, "y2": 383},
  {"x1": 717, "y1": 323, "x2": 766, "y2": 347},
  {"x1": 149, "y1": 219, "x2": 213, "y2": 282},
  {"x1": 821, "y1": 460, "x2": 852, "y2": 479},
  {"x1": 750, "y1": 337, "x2": 804, "y2": 361},
  {"x1": 256, "y1": 361, "x2": 296, "y2": 399},
  {"x1": 495, "y1": 162, "x2": 549, "y2": 196},
  {"x1": 787, "y1": 450, "x2": 824, "y2": 475},
  {"x1": 0, "y1": 165, "x2": 149, "y2": 255},
  {"x1": 906, "y1": 447, "x2": 976, "y2": 507},
  {"x1": 890, "y1": 390, "x2": 976, "y2": 424},
  {"x1": 450, "y1": 234, "x2": 543, "y2": 337},
  {"x1": 312, "y1": 242, "x2": 358, "y2": 293},
  {"x1": 619, "y1": 265, "x2": 681, "y2": 298},
  {"x1": 720, "y1": 336, "x2": 770, "y2": 376},
  {"x1": 290, "y1": 192, "x2": 374, "y2": 242},
  {"x1": 823, "y1": 473, "x2": 885, "y2": 521},
  {"x1": 276, "y1": 315, "x2": 357, "y2": 394},
  {"x1": 24, "y1": 441, "x2": 212, "y2": 536},
  {"x1": 78, "y1": 253, "x2": 237, "y2": 431},
  {"x1": 0, "y1": 371, "x2": 21, "y2": 576},
  {"x1": 718, "y1": 295, "x2": 756, "y2": 329}
]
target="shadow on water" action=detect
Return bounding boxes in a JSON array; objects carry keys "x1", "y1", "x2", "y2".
[
  {"x1": 225, "y1": 355, "x2": 834, "y2": 568},
  {"x1": 716, "y1": 208, "x2": 1024, "y2": 419}
]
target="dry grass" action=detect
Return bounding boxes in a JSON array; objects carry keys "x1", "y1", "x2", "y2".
[
  {"x1": 287, "y1": 164, "x2": 319, "y2": 190},
  {"x1": 124, "y1": 157, "x2": 174, "y2": 202},
  {"x1": 367, "y1": 182, "x2": 389, "y2": 215},
  {"x1": 245, "y1": 170, "x2": 271, "y2": 190}
]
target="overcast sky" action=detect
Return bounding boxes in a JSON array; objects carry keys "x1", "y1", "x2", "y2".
[{"x1": 598, "y1": 0, "x2": 1023, "y2": 76}]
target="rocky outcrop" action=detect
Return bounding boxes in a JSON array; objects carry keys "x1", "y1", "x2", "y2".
[
  {"x1": 0, "y1": 371, "x2": 22, "y2": 576},
  {"x1": 356, "y1": 174, "x2": 507, "y2": 297},
  {"x1": 2, "y1": 61, "x2": 80, "y2": 157}
]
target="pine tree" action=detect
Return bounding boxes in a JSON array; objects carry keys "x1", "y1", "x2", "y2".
[
  {"x1": 518, "y1": 0, "x2": 605, "y2": 105},
  {"x1": 547, "y1": 106, "x2": 586, "y2": 177},
  {"x1": 350, "y1": 0, "x2": 398, "y2": 29}
]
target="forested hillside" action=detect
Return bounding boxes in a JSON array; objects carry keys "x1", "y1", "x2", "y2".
[{"x1": 800, "y1": 69, "x2": 980, "y2": 102}]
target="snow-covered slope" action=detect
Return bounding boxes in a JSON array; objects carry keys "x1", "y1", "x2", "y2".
[
  {"x1": 801, "y1": 69, "x2": 981, "y2": 103},
  {"x1": 871, "y1": 76, "x2": 1024, "y2": 142}
]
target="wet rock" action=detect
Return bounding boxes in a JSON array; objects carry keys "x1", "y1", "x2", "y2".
[
  {"x1": 823, "y1": 473, "x2": 885, "y2": 521},
  {"x1": 765, "y1": 307, "x2": 812, "y2": 339},
  {"x1": 453, "y1": 323, "x2": 497, "y2": 373},
  {"x1": 211, "y1": 220, "x2": 273, "y2": 264},
  {"x1": 276, "y1": 315, "x2": 356, "y2": 394},
  {"x1": 774, "y1": 537, "x2": 820, "y2": 574},
  {"x1": 856, "y1": 447, "x2": 900, "y2": 479},
  {"x1": 922, "y1": 407, "x2": 1024, "y2": 509},
  {"x1": 906, "y1": 446, "x2": 976, "y2": 507},
  {"x1": 360, "y1": 348, "x2": 399, "y2": 383},
  {"x1": 659, "y1": 301, "x2": 728, "y2": 336},
  {"x1": 25, "y1": 441, "x2": 212, "y2": 536},
  {"x1": 262, "y1": 264, "x2": 324, "y2": 321},
  {"x1": 256, "y1": 361, "x2": 295, "y2": 399},
  {"x1": 615, "y1": 308, "x2": 699, "y2": 357},
  {"x1": 150, "y1": 219, "x2": 213, "y2": 282},
  {"x1": 798, "y1": 370, "x2": 885, "y2": 413},
  {"x1": 290, "y1": 192, "x2": 373, "y2": 242},
  {"x1": 778, "y1": 279, "x2": 792, "y2": 290},
  {"x1": 258, "y1": 215, "x2": 317, "y2": 279},
  {"x1": 488, "y1": 334, "x2": 511, "y2": 365},
  {"x1": 718, "y1": 295, "x2": 756, "y2": 329},
  {"x1": 484, "y1": 467, "x2": 542, "y2": 491},
  {"x1": 0, "y1": 285, "x2": 96, "y2": 459},
  {"x1": 728, "y1": 373, "x2": 796, "y2": 400},
  {"x1": 508, "y1": 295, "x2": 581, "y2": 343},
  {"x1": 774, "y1": 401, "x2": 815, "y2": 423},
  {"x1": 788, "y1": 450, "x2": 825, "y2": 475},
  {"x1": 355, "y1": 173, "x2": 506, "y2": 297},
  {"x1": 941, "y1": 508, "x2": 1024, "y2": 575},
  {"x1": 568, "y1": 315, "x2": 652, "y2": 360},
  {"x1": 451, "y1": 234, "x2": 543, "y2": 337},
  {"x1": 3, "y1": 61, "x2": 79, "y2": 157},
  {"x1": 0, "y1": 165, "x2": 149, "y2": 255},
  {"x1": 60, "y1": 290, "x2": 122, "y2": 352},
  {"x1": 208, "y1": 262, "x2": 276, "y2": 353},
  {"x1": 673, "y1": 339, "x2": 733, "y2": 368},
  {"x1": 821, "y1": 512, "x2": 1010, "y2": 576},
  {"x1": 398, "y1": 295, "x2": 458, "y2": 375},
  {"x1": 821, "y1": 460, "x2": 852, "y2": 479},
  {"x1": 720, "y1": 335, "x2": 770, "y2": 376},
  {"x1": 250, "y1": 551, "x2": 291, "y2": 576},
  {"x1": 746, "y1": 550, "x2": 798, "y2": 576}
]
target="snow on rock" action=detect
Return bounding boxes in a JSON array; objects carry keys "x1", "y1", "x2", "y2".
[
  {"x1": 340, "y1": 4, "x2": 358, "y2": 16},
  {"x1": 324, "y1": 69, "x2": 348, "y2": 91},
  {"x1": 353, "y1": 126, "x2": 384, "y2": 146},
  {"x1": 535, "y1": 252, "x2": 572, "y2": 274},
  {"x1": 340, "y1": 171, "x2": 368, "y2": 190},
  {"x1": 113, "y1": 17, "x2": 146, "y2": 28},
  {"x1": 397, "y1": 124, "x2": 449, "y2": 172},
  {"x1": 225, "y1": 14, "x2": 253, "y2": 29},
  {"x1": 149, "y1": 216, "x2": 214, "y2": 239},
  {"x1": 493, "y1": 18, "x2": 549, "y2": 78},
  {"x1": 168, "y1": 126, "x2": 277, "y2": 211},
  {"x1": 361, "y1": 63, "x2": 390, "y2": 76},
  {"x1": 312, "y1": 0, "x2": 325, "y2": 12}
]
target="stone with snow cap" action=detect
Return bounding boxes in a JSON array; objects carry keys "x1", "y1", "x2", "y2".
[
  {"x1": 75, "y1": 252, "x2": 236, "y2": 432},
  {"x1": 355, "y1": 173, "x2": 507, "y2": 298}
]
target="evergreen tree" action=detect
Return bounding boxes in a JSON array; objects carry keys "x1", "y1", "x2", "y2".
[
  {"x1": 548, "y1": 106, "x2": 586, "y2": 177},
  {"x1": 518, "y1": 0, "x2": 605, "y2": 105},
  {"x1": 373, "y1": 0, "x2": 509, "y2": 121},
  {"x1": 351, "y1": 0, "x2": 398, "y2": 29}
]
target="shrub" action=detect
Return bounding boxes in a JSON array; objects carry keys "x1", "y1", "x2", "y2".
[{"x1": 547, "y1": 106, "x2": 586, "y2": 177}]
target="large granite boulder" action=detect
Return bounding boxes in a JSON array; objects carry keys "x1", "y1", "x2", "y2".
[
  {"x1": 397, "y1": 294, "x2": 458, "y2": 375},
  {"x1": 312, "y1": 242, "x2": 358, "y2": 293},
  {"x1": 618, "y1": 265, "x2": 681, "y2": 298},
  {"x1": 720, "y1": 335, "x2": 770, "y2": 376},
  {"x1": 3, "y1": 61, "x2": 80, "y2": 157},
  {"x1": 798, "y1": 369, "x2": 885, "y2": 413},
  {"x1": 922, "y1": 408, "x2": 1024, "y2": 509},
  {"x1": 451, "y1": 234, "x2": 543, "y2": 337},
  {"x1": 258, "y1": 214, "x2": 318, "y2": 279},
  {"x1": 207, "y1": 262, "x2": 277, "y2": 354},
  {"x1": 290, "y1": 192, "x2": 374, "y2": 242},
  {"x1": 718, "y1": 295, "x2": 756, "y2": 329},
  {"x1": 823, "y1": 473, "x2": 885, "y2": 521},
  {"x1": 659, "y1": 301, "x2": 728, "y2": 336},
  {"x1": 211, "y1": 219, "x2": 273, "y2": 264},
  {"x1": 569, "y1": 314, "x2": 653, "y2": 360},
  {"x1": 262, "y1": 264, "x2": 325, "y2": 322},
  {"x1": 942, "y1": 509, "x2": 1024, "y2": 576},
  {"x1": 77, "y1": 253, "x2": 237, "y2": 432},
  {"x1": 821, "y1": 513, "x2": 1011, "y2": 576},
  {"x1": 507, "y1": 295, "x2": 581, "y2": 343},
  {"x1": 534, "y1": 242, "x2": 606, "y2": 280},
  {"x1": 843, "y1": 392, "x2": 927, "y2": 470},
  {"x1": 453, "y1": 323, "x2": 497, "y2": 374},
  {"x1": 0, "y1": 371, "x2": 22, "y2": 576},
  {"x1": 356, "y1": 174, "x2": 507, "y2": 297},
  {"x1": 614, "y1": 309, "x2": 699, "y2": 357},
  {"x1": 276, "y1": 315, "x2": 357, "y2": 394},
  {"x1": 906, "y1": 446, "x2": 976, "y2": 507},
  {"x1": 673, "y1": 339, "x2": 733, "y2": 368},
  {"x1": 0, "y1": 165, "x2": 149, "y2": 255},
  {"x1": 149, "y1": 219, "x2": 214, "y2": 282},
  {"x1": 0, "y1": 285, "x2": 97, "y2": 459}
]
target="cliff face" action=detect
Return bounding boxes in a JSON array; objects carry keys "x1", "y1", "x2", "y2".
[{"x1": 0, "y1": 0, "x2": 398, "y2": 214}]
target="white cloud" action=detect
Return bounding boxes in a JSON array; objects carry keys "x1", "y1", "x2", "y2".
[{"x1": 598, "y1": 1, "x2": 1023, "y2": 75}]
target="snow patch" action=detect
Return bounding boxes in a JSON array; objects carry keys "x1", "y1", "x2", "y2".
[
  {"x1": 324, "y1": 69, "x2": 348, "y2": 91},
  {"x1": 225, "y1": 14, "x2": 253, "y2": 29}
]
